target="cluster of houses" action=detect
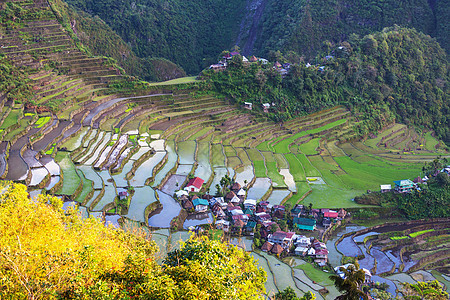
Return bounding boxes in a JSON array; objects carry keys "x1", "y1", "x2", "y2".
[
  {"x1": 380, "y1": 166, "x2": 450, "y2": 193},
  {"x1": 175, "y1": 176, "x2": 349, "y2": 265},
  {"x1": 209, "y1": 51, "x2": 268, "y2": 72},
  {"x1": 262, "y1": 231, "x2": 330, "y2": 266}
]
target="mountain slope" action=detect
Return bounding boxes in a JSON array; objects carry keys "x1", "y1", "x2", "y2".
[{"x1": 254, "y1": 0, "x2": 448, "y2": 58}]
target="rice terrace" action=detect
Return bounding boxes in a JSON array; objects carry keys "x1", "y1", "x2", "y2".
[{"x1": 0, "y1": 0, "x2": 449, "y2": 299}]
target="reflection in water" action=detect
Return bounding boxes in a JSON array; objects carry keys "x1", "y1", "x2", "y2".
[
  {"x1": 183, "y1": 212, "x2": 213, "y2": 229},
  {"x1": 148, "y1": 190, "x2": 182, "y2": 228}
]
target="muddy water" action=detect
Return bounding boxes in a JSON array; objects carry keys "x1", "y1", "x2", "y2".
[
  {"x1": 149, "y1": 139, "x2": 165, "y2": 152},
  {"x1": 64, "y1": 127, "x2": 89, "y2": 151},
  {"x1": 129, "y1": 151, "x2": 166, "y2": 187},
  {"x1": 230, "y1": 237, "x2": 253, "y2": 252},
  {"x1": 23, "y1": 149, "x2": 42, "y2": 168},
  {"x1": 57, "y1": 110, "x2": 87, "y2": 142},
  {"x1": 46, "y1": 176, "x2": 60, "y2": 190},
  {"x1": 126, "y1": 186, "x2": 157, "y2": 223},
  {"x1": 353, "y1": 231, "x2": 379, "y2": 243},
  {"x1": 161, "y1": 174, "x2": 186, "y2": 196},
  {"x1": 111, "y1": 160, "x2": 133, "y2": 187},
  {"x1": 194, "y1": 142, "x2": 211, "y2": 182},
  {"x1": 326, "y1": 224, "x2": 366, "y2": 267},
  {"x1": 235, "y1": 164, "x2": 254, "y2": 186},
  {"x1": 177, "y1": 140, "x2": 196, "y2": 164},
  {"x1": 105, "y1": 215, "x2": 122, "y2": 228},
  {"x1": 176, "y1": 164, "x2": 193, "y2": 175},
  {"x1": 210, "y1": 167, "x2": 228, "y2": 194},
  {"x1": 29, "y1": 167, "x2": 48, "y2": 186},
  {"x1": 103, "y1": 135, "x2": 128, "y2": 169},
  {"x1": 77, "y1": 166, "x2": 103, "y2": 189},
  {"x1": 266, "y1": 189, "x2": 291, "y2": 205},
  {"x1": 183, "y1": 212, "x2": 213, "y2": 229},
  {"x1": 280, "y1": 168, "x2": 296, "y2": 192},
  {"x1": 357, "y1": 244, "x2": 375, "y2": 271},
  {"x1": 85, "y1": 132, "x2": 112, "y2": 165},
  {"x1": 92, "y1": 185, "x2": 116, "y2": 211},
  {"x1": 148, "y1": 190, "x2": 182, "y2": 228},
  {"x1": 94, "y1": 144, "x2": 113, "y2": 168},
  {"x1": 247, "y1": 178, "x2": 271, "y2": 200},
  {"x1": 336, "y1": 236, "x2": 363, "y2": 257},
  {"x1": 152, "y1": 140, "x2": 177, "y2": 187},
  {"x1": 82, "y1": 97, "x2": 125, "y2": 126},
  {"x1": 371, "y1": 275, "x2": 397, "y2": 296},
  {"x1": 40, "y1": 155, "x2": 60, "y2": 175},
  {"x1": 33, "y1": 120, "x2": 71, "y2": 151},
  {"x1": 372, "y1": 247, "x2": 395, "y2": 274}
]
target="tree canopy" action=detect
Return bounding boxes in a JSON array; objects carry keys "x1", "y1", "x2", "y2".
[{"x1": 0, "y1": 182, "x2": 266, "y2": 299}]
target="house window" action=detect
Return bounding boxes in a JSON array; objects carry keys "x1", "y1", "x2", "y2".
[{"x1": 191, "y1": 188, "x2": 194, "y2": 192}]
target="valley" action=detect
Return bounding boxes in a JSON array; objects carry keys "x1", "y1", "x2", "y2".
[{"x1": 0, "y1": 0, "x2": 449, "y2": 299}]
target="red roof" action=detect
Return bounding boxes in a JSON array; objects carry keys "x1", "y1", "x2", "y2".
[
  {"x1": 324, "y1": 212, "x2": 338, "y2": 218},
  {"x1": 186, "y1": 177, "x2": 204, "y2": 189},
  {"x1": 285, "y1": 232, "x2": 295, "y2": 239}
]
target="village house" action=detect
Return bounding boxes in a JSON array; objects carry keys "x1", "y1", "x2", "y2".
[
  {"x1": 244, "y1": 199, "x2": 257, "y2": 210},
  {"x1": 291, "y1": 204, "x2": 303, "y2": 218},
  {"x1": 250, "y1": 55, "x2": 258, "y2": 62},
  {"x1": 294, "y1": 246, "x2": 308, "y2": 256},
  {"x1": 272, "y1": 205, "x2": 286, "y2": 218},
  {"x1": 323, "y1": 211, "x2": 338, "y2": 218},
  {"x1": 236, "y1": 188, "x2": 246, "y2": 201},
  {"x1": 192, "y1": 198, "x2": 209, "y2": 213},
  {"x1": 338, "y1": 208, "x2": 347, "y2": 218},
  {"x1": 393, "y1": 179, "x2": 415, "y2": 193},
  {"x1": 209, "y1": 63, "x2": 226, "y2": 71},
  {"x1": 231, "y1": 182, "x2": 241, "y2": 192},
  {"x1": 271, "y1": 243, "x2": 284, "y2": 255},
  {"x1": 184, "y1": 177, "x2": 204, "y2": 193},
  {"x1": 244, "y1": 102, "x2": 253, "y2": 110},
  {"x1": 380, "y1": 184, "x2": 392, "y2": 193},
  {"x1": 294, "y1": 217, "x2": 316, "y2": 231},
  {"x1": 118, "y1": 191, "x2": 128, "y2": 201},
  {"x1": 262, "y1": 103, "x2": 270, "y2": 113},
  {"x1": 268, "y1": 231, "x2": 296, "y2": 250},
  {"x1": 261, "y1": 241, "x2": 273, "y2": 252},
  {"x1": 216, "y1": 219, "x2": 230, "y2": 232},
  {"x1": 225, "y1": 191, "x2": 238, "y2": 202}
]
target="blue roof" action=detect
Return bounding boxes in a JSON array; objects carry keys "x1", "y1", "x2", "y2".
[
  {"x1": 294, "y1": 217, "x2": 316, "y2": 226},
  {"x1": 296, "y1": 224, "x2": 315, "y2": 231},
  {"x1": 393, "y1": 179, "x2": 414, "y2": 187},
  {"x1": 193, "y1": 199, "x2": 209, "y2": 206}
]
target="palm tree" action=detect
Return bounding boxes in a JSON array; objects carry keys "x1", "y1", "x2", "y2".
[{"x1": 329, "y1": 263, "x2": 368, "y2": 300}]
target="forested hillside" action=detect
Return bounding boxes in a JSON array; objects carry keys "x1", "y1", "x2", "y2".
[
  {"x1": 254, "y1": 0, "x2": 449, "y2": 59},
  {"x1": 203, "y1": 27, "x2": 449, "y2": 144},
  {"x1": 64, "y1": 0, "x2": 246, "y2": 74},
  {"x1": 48, "y1": 0, "x2": 185, "y2": 81},
  {"x1": 62, "y1": 0, "x2": 448, "y2": 75}
]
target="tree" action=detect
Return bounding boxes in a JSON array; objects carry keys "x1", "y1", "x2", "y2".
[
  {"x1": 0, "y1": 182, "x2": 267, "y2": 299},
  {"x1": 275, "y1": 287, "x2": 316, "y2": 300},
  {"x1": 329, "y1": 263, "x2": 368, "y2": 300},
  {"x1": 163, "y1": 236, "x2": 266, "y2": 299},
  {"x1": 400, "y1": 280, "x2": 449, "y2": 300}
]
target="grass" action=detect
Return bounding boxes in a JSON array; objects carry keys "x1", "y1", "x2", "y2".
[
  {"x1": 211, "y1": 144, "x2": 226, "y2": 166},
  {"x1": 409, "y1": 229, "x2": 435, "y2": 238},
  {"x1": 55, "y1": 152, "x2": 81, "y2": 195},
  {"x1": 148, "y1": 76, "x2": 197, "y2": 86},
  {"x1": 3, "y1": 118, "x2": 29, "y2": 141},
  {"x1": 34, "y1": 116, "x2": 51, "y2": 128},
  {"x1": 1, "y1": 109, "x2": 21, "y2": 129},
  {"x1": 74, "y1": 169, "x2": 92, "y2": 203},
  {"x1": 272, "y1": 119, "x2": 347, "y2": 153},
  {"x1": 266, "y1": 161, "x2": 286, "y2": 187},
  {"x1": 274, "y1": 153, "x2": 289, "y2": 169},
  {"x1": 390, "y1": 236, "x2": 409, "y2": 240},
  {"x1": 424, "y1": 132, "x2": 439, "y2": 151},
  {"x1": 299, "y1": 138, "x2": 320, "y2": 155},
  {"x1": 284, "y1": 182, "x2": 311, "y2": 206},
  {"x1": 253, "y1": 161, "x2": 267, "y2": 178},
  {"x1": 285, "y1": 153, "x2": 306, "y2": 181},
  {"x1": 295, "y1": 263, "x2": 334, "y2": 286},
  {"x1": 296, "y1": 154, "x2": 321, "y2": 177}
]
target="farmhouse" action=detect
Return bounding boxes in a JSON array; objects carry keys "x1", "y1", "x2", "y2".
[
  {"x1": 184, "y1": 177, "x2": 204, "y2": 192},
  {"x1": 294, "y1": 217, "x2": 316, "y2": 231},
  {"x1": 192, "y1": 198, "x2": 209, "y2": 213},
  {"x1": 380, "y1": 184, "x2": 392, "y2": 192},
  {"x1": 262, "y1": 103, "x2": 270, "y2": 113},
  {"x1": 393, "y1": 179, "x2": 414, "y2": 193},
  {"x1": 216, "y1": 219, "x2": 230, "y2": 232}
]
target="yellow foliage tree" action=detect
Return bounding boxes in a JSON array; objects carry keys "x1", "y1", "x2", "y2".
[{"x1": 0, "y1": 182, "x2": 266, "y2": 299}]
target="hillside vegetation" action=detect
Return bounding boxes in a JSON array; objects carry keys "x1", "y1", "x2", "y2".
[
  {"x1": 47, "y1": 0, "x2": 186, "y2": 82},
  {"x1": 64, "y1": 0, "x2": 246, "y2": 74},
  {"x1": 255, "y1": 0, "x2": 450, "y2": 58},
  {"x1": 0, "y1": 182, "x2": 266, "y2": 299},
  {"x1": 203, "y1": 27, "x2": 449, "y2": 144}
]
